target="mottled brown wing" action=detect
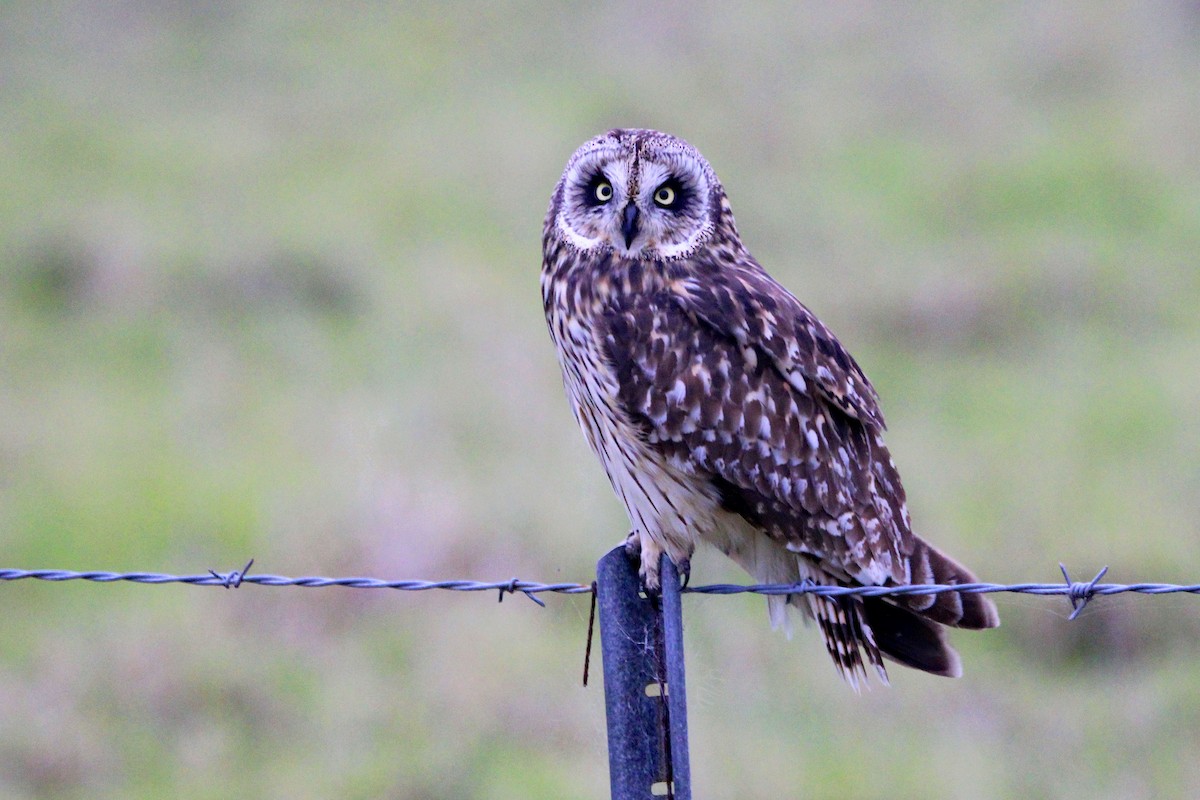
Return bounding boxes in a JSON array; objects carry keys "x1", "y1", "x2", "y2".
[
  {"x1": 669, "y1": 255, "x2": 886, "y2": 430},
  {"x1": 603, "y1": 288, "x2": 913, "y2": 588}
]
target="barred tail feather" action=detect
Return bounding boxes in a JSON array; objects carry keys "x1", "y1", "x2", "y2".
[
  {"x1": 899, "y1": 537, "x2": 1001, "y2": 630},
  {"x1": 804, "y1": 594, "x2": 888, "y2": 690},
  {"x1": 793, "y1": 591, "x2": 965, "y2": 683}
]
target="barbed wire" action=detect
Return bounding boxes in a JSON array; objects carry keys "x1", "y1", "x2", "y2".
[
  {"x1": 0, "y1": 560, "x2": 591, "y2": 608},
  {"x1": 2, "y1": 560, "x2": 1200, "y2": 618}
]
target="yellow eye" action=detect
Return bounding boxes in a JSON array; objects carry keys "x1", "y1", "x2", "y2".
[
  {"x1": 594, "y1": 181, "x2": 613, "y2": 202},
  {"x1": 654, "y1": 185, "x2": 676, "y2": 206}
]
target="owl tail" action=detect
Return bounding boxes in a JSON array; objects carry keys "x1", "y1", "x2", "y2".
[
  {"x1": 790, "y1": 591, "x2": 964, "y2": 685},
  {"x1": 891, "y1": 536, "x2": 1001, "y2": 631},
  {"x1": 787, "y1": 539, "x2": 999, "y2": 685},
  {"x1": 731, "y1": 534, "x2": 996, "y2": 686},
  {"x1": 860, "y1": 596, "x2": 964, "y2": 677},
  {"x1": 814, "y1": 537, "x2": 1001, "y2": 683},
  {"x1": 801, "y1": 593, "x2": 889, "y2": 689}
]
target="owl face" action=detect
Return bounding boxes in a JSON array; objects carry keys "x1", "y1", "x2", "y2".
[{"x1": 551, "y1": 129, "x2": 720, "y2": 260}]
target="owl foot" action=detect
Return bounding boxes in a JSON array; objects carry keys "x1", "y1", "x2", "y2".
[
  {"x1": 623, "y1": 531, "x2": 662, "y2": 595},
  {"x1": 622, "y1": 529, "x2": 641, "y2": 559},
  {"x1": 623, "y1": 532, "x2": 690, "y2": 593}
]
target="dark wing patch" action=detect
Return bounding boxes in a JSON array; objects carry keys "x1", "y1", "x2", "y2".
[{"x1": 603, "y1": 290, "x2": 913, "y2": 587}]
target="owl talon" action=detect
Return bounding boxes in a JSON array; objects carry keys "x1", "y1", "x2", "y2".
[
  {"x1": 623, "y1": 530, "x2": 641, "y2": 560},
  {"x1": 675, "y1": 557, "x2": 691, "y2": 589}
]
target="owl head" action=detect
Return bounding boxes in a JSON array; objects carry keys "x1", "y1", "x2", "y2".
[{"x1": 548, "y1": 129, "x2": 727, "y2": 260}]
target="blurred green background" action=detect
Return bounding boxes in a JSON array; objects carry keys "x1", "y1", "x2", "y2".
[{"x1": 2, "y1": 2, "x2": 1199, "y2": 798}]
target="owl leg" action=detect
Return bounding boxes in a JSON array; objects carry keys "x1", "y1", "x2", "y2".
[
  {"x1": 623, "y1": 530, "x2": 690, "y2": 591},
  {"x1": 624, "y1": 529, "x2": 663, "y2": 593},
  {"x1": 624, "y1": 530, "x2": 657, "y2": 592}
]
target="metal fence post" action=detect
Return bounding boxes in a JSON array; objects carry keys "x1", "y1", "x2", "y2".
[{"x1": 596, "y1": 545, "x2": 691, "y2": 800}]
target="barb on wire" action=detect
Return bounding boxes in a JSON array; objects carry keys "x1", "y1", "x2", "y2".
[
  {"x1": 2, "y1": 563, "x2": 1199, "y2": 619},
  {"x1": 1059, "y1": 563, "x2": 1108, "y2": 620},
  {"x1": 498, "y1": 576, "x2": 547, "y2": 607},
  {"x1": 209, "y1": 558, "x2": 254, "y2": 589}
]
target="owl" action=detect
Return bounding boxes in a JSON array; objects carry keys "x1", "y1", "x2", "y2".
[{"x1": 541, "y1": 129, "x2": 998, "y2": 686}]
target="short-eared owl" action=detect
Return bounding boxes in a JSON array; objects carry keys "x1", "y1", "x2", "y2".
[{"x1": 541, "y1": 129, "x2": 998, "y2": 686}]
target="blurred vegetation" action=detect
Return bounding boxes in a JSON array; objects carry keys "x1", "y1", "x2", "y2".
[{"x1": 2, "y1": 2, "x2": 1199, "y2": 798}]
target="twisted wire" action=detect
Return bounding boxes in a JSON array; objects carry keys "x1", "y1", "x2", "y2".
[
  {"x1": 0, "y1": 567, "x2": 591, "y2": 602},
  {"x1": 1, "y1": 562, "x2": 1198, "y2": 615}
]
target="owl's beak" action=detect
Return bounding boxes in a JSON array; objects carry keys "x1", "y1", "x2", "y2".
[{"x1": 621, "y1": 203, "x2": 640, "y2": 249}]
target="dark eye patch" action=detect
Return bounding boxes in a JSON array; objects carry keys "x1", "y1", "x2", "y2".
[
  {"x1": 581, "y1": 172, "x2": 613, "y2": 207},
  {"x1": 653, "y1": 178, "x2": 689, "y2": 211}
]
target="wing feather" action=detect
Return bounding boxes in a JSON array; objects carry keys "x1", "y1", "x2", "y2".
[{"x1": 668, "y1": 255, "x2": 886, "y2": 430}]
